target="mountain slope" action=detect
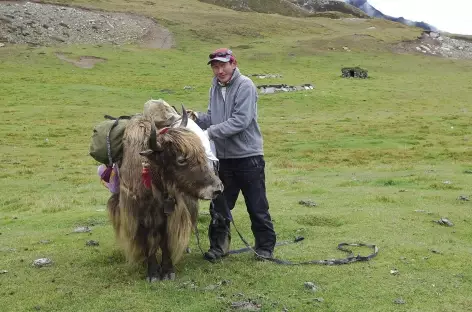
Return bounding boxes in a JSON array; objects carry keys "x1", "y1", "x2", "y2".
[
  {"x1": 345, "y1": 0, "x2": 437, "y2": 31},
  {"x1": 198, "y1": 0, "x2": 369, "y2": 18},
  {"x1": 289, "y1": 0, "x2": 368, "y2": 17}
]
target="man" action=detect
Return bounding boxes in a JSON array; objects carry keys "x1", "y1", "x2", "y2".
[{"x1": 192, "y1": 48, "x2": 276, "y2": 261}]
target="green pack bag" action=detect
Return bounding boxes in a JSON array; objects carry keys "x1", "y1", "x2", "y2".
[{"x1": 89, "y1": 115, "x2": 132, "y2": 165}]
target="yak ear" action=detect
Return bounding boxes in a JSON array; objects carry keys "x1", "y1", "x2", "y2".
[{"x1": 139, "y1": 149, "x2": 154, "y2": 157}]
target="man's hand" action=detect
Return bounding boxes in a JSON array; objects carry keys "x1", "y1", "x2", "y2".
[{"x1": 186, "y1": 109, "x2": 198, "y2": 121}]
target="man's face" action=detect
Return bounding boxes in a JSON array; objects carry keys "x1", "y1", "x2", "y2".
[{"x1": 211, "y1": 61, "x2": 236, "y2": 84}]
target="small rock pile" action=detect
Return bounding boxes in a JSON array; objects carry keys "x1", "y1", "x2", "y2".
[
  {"x1": 258, "y1": 83, "x2": 314, "y2": 94},
  {"x1": 249, "y1": 73, "x2": 283, "y2": 79},
  {"x1": 0, "y1": 1, "x2": 173, "y2": 48}
]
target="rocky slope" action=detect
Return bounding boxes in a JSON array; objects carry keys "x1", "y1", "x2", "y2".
[
  {"x1": 0, "y1": 1, "x2": 173, "y2": 48},
  {"x1": 289, "y1": 0, "x2": 367, "y2": 17},
  {"x1": 2, "y1": 1, "x2": 471, "y2": 61},
  {"x1": 394, "y1": 31, "x2": 472, "y2": 60},
  {"x1": 198, "y1": 0, "x2": 368, "y2": 18}
]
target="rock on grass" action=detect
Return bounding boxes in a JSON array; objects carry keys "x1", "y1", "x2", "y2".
[
  {"x1": 73, "y1": 226, "x2": 91, "y2": 233},
  {"x1": 33, "y1": 258, "x2": 53, "y2": 267},
  {"x1": 298, "y1": 200, "x2": 317, "y2": 207},
  {"x1": 86, "y1": 240, "x2": 99, "y2": 246},
  {"x1": 433, "y1": 218, "x2": 454, "y2": 227},
  {"x1": 231, "y1": 301, "x2": 261, "y2": 311}
]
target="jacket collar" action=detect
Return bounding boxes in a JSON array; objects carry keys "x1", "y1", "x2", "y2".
[{"x1": 213, "y1": 67, "x2": 241, "y2": 87}]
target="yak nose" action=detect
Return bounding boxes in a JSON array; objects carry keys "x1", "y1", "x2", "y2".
[{"x1": 212, "y1": 182, "x2": 224, "y2": 198}]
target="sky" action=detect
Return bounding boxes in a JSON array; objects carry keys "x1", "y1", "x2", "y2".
[{"x1": 367, "y1": 0, "x2": 472, "y2": 35}]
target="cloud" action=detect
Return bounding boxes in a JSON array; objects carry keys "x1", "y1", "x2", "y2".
[
  {"x1": 366, "y1": 0, "x2": 472, "y2": 34},
  {"x1": 343, "y1": 0, "x2": 472, "y2": 34}
]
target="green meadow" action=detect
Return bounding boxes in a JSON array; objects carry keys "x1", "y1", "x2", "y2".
[{"x1": 1, "y1": 1, "x2": 472, "y2": 311}]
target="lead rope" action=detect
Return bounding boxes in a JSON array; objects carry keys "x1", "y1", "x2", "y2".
[{"x1": 194, "y1": 219, "x2": 379, "y2": 266}]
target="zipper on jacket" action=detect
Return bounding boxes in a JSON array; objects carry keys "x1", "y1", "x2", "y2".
[{"x1": 223, "y1": 85, "x2": 227, "y2": 159}]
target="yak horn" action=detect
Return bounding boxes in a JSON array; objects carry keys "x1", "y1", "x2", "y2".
[
  {"x1": 180, "y1": 104, "x2": 188, "y2": 128},
  {"x1": 149, "y1": 120, "x2": 159, "y2": 152}
]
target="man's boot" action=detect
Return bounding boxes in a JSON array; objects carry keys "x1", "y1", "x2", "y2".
[{"x1": 204, "y1": 216, "x2": 231, "y2": 262}]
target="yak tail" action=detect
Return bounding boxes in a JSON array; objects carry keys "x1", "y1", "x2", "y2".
[{"x1": 167, "y1": 194, "x2": 194, "y2": 264}]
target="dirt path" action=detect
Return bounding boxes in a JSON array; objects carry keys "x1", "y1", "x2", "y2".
[{"x1": 54, "y1": 52, "x2": 107, "y2": 68}]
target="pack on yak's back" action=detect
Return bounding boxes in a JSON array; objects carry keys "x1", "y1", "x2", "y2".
[{"x1": 89, "y1": 115, "x2": 132, "y2": 165}]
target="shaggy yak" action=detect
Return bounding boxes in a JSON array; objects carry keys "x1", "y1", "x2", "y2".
[{"x1": 107, "y1": 107, "x2": 223, "y2": 281}]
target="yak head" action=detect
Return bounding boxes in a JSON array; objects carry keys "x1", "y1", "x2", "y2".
[{"x1": 139, "y1": 105, "x2": 223, "y2": 200}]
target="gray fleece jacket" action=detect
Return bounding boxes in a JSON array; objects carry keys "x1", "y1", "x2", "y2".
[{"x1": 195, "y1": 68, "x2": 263, "y2": 159}]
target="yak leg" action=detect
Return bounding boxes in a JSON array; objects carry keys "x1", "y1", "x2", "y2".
[
  {"x1": 160, "y1": 233, "x2": 175, "y2": 280},
  {"x1": 147, "y1": 261, "x2": 160, "y2": 283},
  {"x1": 146, "y1": 254, "x2": 161, "y2": 282},
  {"x1": 143, "y1": 227, "x2": 161, "y2": 282}
]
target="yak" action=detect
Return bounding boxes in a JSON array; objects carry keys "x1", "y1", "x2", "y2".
[{"x1": 107, "y1": 107, "x2": 223, "y2": 281}]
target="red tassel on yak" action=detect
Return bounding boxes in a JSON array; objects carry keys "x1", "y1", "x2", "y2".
[
  {"x1": 159, "y1": 127, "x2": 169, "y2": 134},
  {"x1": 142, "y1": 163, "x2": 152, "y2": 189},
  {"x1": 141, "y1": 127, "x2": 167, "y2": 189}
]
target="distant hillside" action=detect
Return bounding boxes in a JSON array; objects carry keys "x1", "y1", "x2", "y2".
[
  {"x1": 289, "y1": 0, "x2": 368, "y2": 17},
  {"x1": 199, "y1": 0, "x2": 369, "y2": 18},
  {"x1": 345, "y1": 0, "x2": 437, "y2": 31}
]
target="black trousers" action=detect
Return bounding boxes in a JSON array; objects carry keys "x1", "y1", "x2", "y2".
[{"x1": 211, "y1": 155, "x2": 276, "y2": 252}]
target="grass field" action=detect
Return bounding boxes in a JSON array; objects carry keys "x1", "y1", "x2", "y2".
[{"x1": 1, "y1": 1, "x2": 472, "y2": 311}]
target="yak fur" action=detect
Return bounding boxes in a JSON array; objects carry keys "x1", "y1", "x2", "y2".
[{"x1": 107, "y1": 110, "x2": 222, "y2": 281}]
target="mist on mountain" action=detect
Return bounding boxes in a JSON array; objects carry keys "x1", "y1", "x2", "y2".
[{"x1": 344, "y1": 0, "x2": 437, "y2": 31}]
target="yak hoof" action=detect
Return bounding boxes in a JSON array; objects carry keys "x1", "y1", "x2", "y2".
[
  {"x1": 146, "y1": 276, "x2": 161, "y2": 283},
  {"x1": 161, "y1": 272, "x2": 176, "y2": 281}
]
